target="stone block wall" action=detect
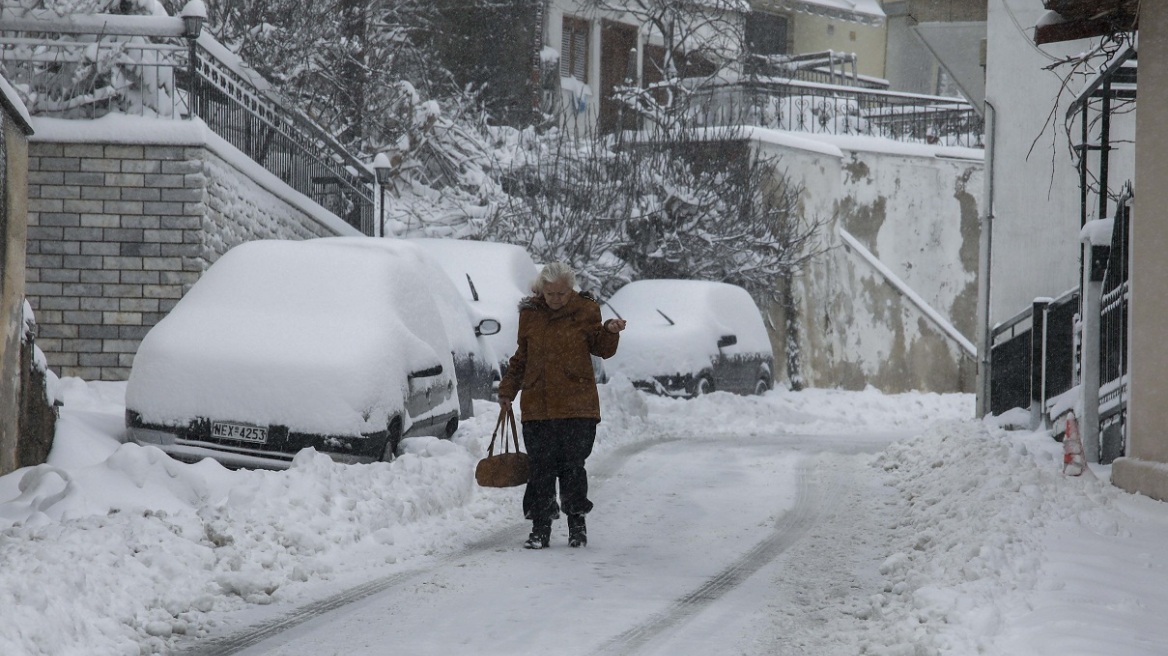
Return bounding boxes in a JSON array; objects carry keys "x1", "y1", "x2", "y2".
[{"x1": 24, "y1": 135, "x2": 355, "y2": 381}]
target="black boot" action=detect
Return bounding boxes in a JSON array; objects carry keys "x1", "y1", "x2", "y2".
[
  {"x1": 568, "y1": 514, "x2": 587, "y2": 548},
  {"x1": 524, "y1": 520, "x2": 551, "y2": 549}
]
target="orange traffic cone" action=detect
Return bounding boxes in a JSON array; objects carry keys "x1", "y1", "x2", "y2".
[{"x1": 1063, "y1": 412, "x2": 1085, "y2": 476}]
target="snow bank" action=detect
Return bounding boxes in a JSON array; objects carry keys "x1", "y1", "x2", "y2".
[{"x1": 868, "y1": 420, "x2": 1134, "y2": 654}]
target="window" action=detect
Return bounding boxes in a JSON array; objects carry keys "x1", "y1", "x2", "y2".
[
  {"x1": 561, "y1": 17, "x2": 589, "y2": 82},
  {"x1": 745, "y1": 12, "x2": 789, "y2": 56}
]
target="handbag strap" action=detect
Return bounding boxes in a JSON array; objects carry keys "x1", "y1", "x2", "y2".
[
  {"x1": 506, "y1": 406, "x2": 520, "y2": 453},
  {"x1": 487, "y1": 406, "x2": 521, "y2": 457}
]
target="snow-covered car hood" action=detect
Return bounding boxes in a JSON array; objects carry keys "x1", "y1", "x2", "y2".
[{"x1": 605, "y1": 322, "x2": 725, "y2": 381}]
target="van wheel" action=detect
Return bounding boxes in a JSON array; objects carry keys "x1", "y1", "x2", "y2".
[
  {"x1": 382, "y1": 417, "x2": 403, "y2": 461},
  {"x1": 694, "y1": 376, "x2": 714, "y2": 397},
  {"x1": 443, "y1": 417, "x2": 459, "y2": 439},
  {"x1": 754, "y1": 378, "x2": 770, "y2": 395}
]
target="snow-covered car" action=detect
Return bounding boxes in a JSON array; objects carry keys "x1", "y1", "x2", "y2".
[
  {"x1": 125, "y1": 239, "x2": 478, "y2": 469},
  {"x1": 407, "y1": 238, "x2": 537, "y2": 374},
  {"x1": 601, "y1": 280, "x2": 775, "y2": 397}
]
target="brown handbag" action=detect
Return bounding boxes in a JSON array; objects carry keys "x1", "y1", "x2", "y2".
[{"x1": 474, "y1": 406, "x2": 530, "y2": 487}]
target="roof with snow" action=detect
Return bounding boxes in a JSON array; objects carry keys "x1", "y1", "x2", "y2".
[{"x1": 754, "y1": 0, "x2": 885, "y2": 26}]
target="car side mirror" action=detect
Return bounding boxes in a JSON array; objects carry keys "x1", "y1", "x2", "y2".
[
  {"x1": 717, "y1": 334, "x2": 738, "y2": 349},
  {"x1": 475, "y1": 318, "x2": 501, "y2": 337},
  {"x1": 408, "y1": 364, "x2": 444, "y2": 379}
]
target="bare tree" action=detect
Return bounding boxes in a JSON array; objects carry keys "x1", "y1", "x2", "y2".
[
  {"x1": 484, "y1": 129, "x2": 635, "y2": 293},
  {"x1": 581, "y1": 0, "x2": 747, "y2": 134},
  {"x1": 208, "y1": 0, "x2": 457, "y2": 157},
  {"x1": 617, "y1": 130, "x2": 827, "y2": 304},
  {"x1": 485, "y1": 123, "x2": 825, "y2": 307}
]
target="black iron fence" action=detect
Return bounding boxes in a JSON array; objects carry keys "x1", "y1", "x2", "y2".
[
  {"x1": 185, "y1": 41, "x2": 373, "y2": 233},
  {"x1": 989, "y1": 289, "x2": 1079, "y2": 419},
  {"x1": 687, "y1": 77, "x2": 983, "y2": 148},
  {"x1": 1099, "y1": 191, "x2": 1131, "y2": 462},
  {"x1": 0, "y1": 15, "x2": 374, "y2": 234}
]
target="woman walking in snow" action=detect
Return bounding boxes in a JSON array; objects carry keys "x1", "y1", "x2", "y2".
[{"x1": 497, "y1": 262, "x2": 626, "y2": 549}]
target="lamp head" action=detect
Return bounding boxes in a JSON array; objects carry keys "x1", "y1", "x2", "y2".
[
  {"x1": 181, "y1": 0, "x2": 208, "y2": 39},
  {"x1": 373, "y1": 152, "x2": 392, "y2": 186}
]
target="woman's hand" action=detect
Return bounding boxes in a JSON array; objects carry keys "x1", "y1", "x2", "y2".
[
  {"x1": 498, "y1": 395, "x2": 512, "y2": 411},
  {"x1": 604, "y1": 319, "x2": 627, "y2": 334}
]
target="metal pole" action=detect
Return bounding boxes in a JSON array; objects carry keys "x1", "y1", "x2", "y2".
[
  {"x1": 1100, "y1": 77, "x2": 1112, "y2": 222},
  {"x1": 187, "y1": 38, "x2": 198, "y2": 119},
  {"x1": 1082, "y1": 243, "x2": 1106, "y2": 463},
  {"x1": 1031, "y1": 298, "x2": 1049, "y2": 429},
  {"x1": 975, "y1": 100, "x2": 997, "y2": 418},
  {"x1": 378, "y1": 184, "x2": 386, "y2": 238}
]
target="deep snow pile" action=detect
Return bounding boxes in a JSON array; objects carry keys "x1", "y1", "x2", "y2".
[
  {"x1": 4, "y1": 379, "x2": 1168, "y2": 656},
  {"x1": 868, "y1": 421, "x2": 1166, "y2": 655}
]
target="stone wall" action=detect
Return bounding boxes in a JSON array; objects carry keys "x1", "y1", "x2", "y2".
[{"x1": 24, "y1": 126, "x2": 359, "y2": 381}]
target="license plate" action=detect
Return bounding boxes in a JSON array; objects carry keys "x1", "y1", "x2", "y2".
[{"x1": 211, "y1": 421, "x2": 268, "y2": 444}]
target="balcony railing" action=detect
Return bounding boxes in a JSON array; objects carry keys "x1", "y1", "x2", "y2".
[
  {"x1": 988, "y1": 288, "x2": 1079, "y2": 420},
  {"x1": 0, "y1": 11, "x2": 374, "y2": 234},
  {"x1": 686, "y1": 76, "x2": 984, "y2": 148},
  {"x1": 747, "y1": 51, "x2": 890, "y2": 90}
]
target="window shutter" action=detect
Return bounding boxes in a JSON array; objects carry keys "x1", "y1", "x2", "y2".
[{"x1": 560, "y1": 18, "x2": 588, "y2": 82}]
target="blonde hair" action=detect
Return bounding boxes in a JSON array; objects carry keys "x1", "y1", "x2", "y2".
[{"x1": 532, "y1": 261, "x2": 576, "y2": 294}]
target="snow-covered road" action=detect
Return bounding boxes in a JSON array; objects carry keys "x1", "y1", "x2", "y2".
[
  {"x1": 181, "y1": 433, "x2": 894, "y2": 656},
  {"x1": 8, "y1": 379, "x2": 1168, "y2": 656}
]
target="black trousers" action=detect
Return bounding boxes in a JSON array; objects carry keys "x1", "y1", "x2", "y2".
[{"x1": 522, "y1": 418, "x2": 597, "y2": 522}]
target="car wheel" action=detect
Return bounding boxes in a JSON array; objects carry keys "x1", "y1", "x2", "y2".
[
  {"x1": 443, "y1": 417, "x2": 459, "y2": 439},
  {"x1": 382, "y1": 417, "x2": 403, "y2": 462},
  {"x1": 754, "y1": 378, "x2": 770, "y2": 395},
  {"x1": 694, "y1": 376, "x2": 714, "y2": 397}
]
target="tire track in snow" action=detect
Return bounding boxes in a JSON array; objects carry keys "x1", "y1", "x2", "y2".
[
  {"x1": 174, "y1": 437, "x2": 681, "y2": 656},
  {"x1": 594, "y1": 458, "x2": 834, "y2": 656}
]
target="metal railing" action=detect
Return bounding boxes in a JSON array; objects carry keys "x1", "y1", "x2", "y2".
[
  {"x1": 747, "y1": 50, "x2": 889, "y2": 90},
  {"x1": 0, "y1": 13, "x2": 374, "y2": 234},
  {"x1": 187, "y1": 41, "x2": 372, "y2": 233},
  {"x1": 687, "y1": 76, "x2": 983, "y2": 148},
  {"x1": 989, "y1": 289, "x2": 1079, "y2": 419}
]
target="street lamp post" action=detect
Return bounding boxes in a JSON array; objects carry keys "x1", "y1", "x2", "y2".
[
  {"x1": 373, "y1": 153, "x2": 391, "y2": 238},
  {"x1": 180, "y1": 0, "x2": 207, "y2": 120}
]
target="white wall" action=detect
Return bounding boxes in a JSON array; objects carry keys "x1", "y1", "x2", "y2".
[
  {"x1": 983, "y1": 1, "x2": 1136, "y2": 323},
  {"x1": 755, "y1": 132, "x2": 983, "y2": 392},
  {"x1": 793, "y1": 14, "x2": 888, "y2": 79}
]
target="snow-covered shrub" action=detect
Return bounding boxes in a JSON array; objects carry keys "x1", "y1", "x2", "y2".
[{"x1": 2, "y1": 0, "x2": 180, "y2": 118}]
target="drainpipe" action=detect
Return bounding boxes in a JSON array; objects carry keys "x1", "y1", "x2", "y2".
[{"x1": 975, "y1": 99, "x2": 997, "y2": 418}]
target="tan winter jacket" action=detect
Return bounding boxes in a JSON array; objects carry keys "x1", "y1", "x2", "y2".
[{"x1": 498, "y1": 290, "x2": 619, "y2": 422}]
